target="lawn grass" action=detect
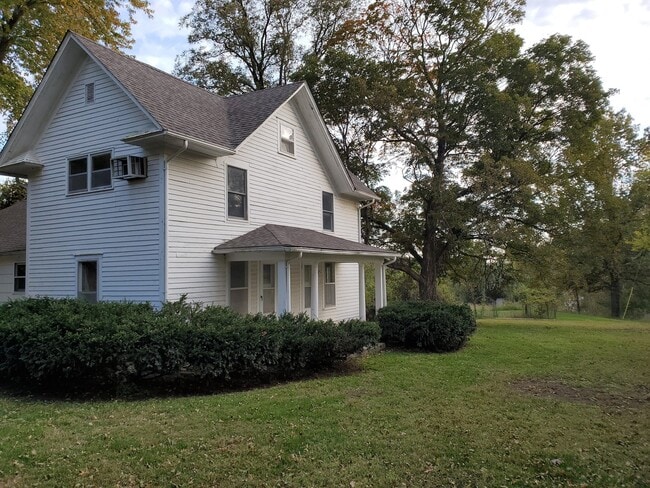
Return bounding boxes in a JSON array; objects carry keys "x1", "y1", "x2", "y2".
[{"x1": 1, "y1": 315, "x2": 648, "y2": 487}]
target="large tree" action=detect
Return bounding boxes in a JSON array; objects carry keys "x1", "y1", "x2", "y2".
[
  {"x1": 176, "y1": 0, "x2": 356, "y2": 95},
  {"x1": 339, "y1": 0, "x2": 610, "y2": 300},
  {"x1": 552, "y1": 112, "x2": 649, "y2": 317},
  {"x1": 0, "y1": 0, "x2": 151, "y2": 127},
  {"x1": 0, "y1": 177, "x2": 26, "y2": 209}
]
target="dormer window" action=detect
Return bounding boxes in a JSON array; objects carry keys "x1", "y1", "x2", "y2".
[
  {"x1": 278, "y1": 121, "x2": 295, "y2": 156},
  {"x1": 85, "y1": 83, "x2": 95, "y2": 103}
]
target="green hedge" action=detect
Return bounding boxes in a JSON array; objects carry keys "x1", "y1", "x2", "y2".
[
  {"x1": 0, "y1": 298, "x2": 380, "y2": 390},
  {"x1": 377, "y1": 301, "x2": 476, "y2": 352}
]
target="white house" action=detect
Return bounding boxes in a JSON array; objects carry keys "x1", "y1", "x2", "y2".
[{"x1": 0, "y1": 32, "x2": 397, "y2": 320}]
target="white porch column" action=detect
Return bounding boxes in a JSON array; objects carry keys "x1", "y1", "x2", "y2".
[
  {"x1": 311, "y1": 262, "x2": 319, "y2": 319},
  {"x1": 277, "y1": 259, "x2": 288, "y2": 315},
  {"x1": 374, "y1": 262, "x2": 386, "y2": 311},
  {"x1": 359, "y1": 264, "x2": 366, "y2": 320},
  {"x1": 381, "y1": 262, "x2": 387, "y2": 308},
  {"x1": 285, "y1": 262, "x2": 292, "y2": 313}
]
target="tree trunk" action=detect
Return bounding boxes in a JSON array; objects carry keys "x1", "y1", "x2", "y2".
[
  {"x1": 419, "y1": 202, "x2": 440, "y2": 301},
  {"x1": 574, "y1": 288, "x2": 581, "y2": 314}
]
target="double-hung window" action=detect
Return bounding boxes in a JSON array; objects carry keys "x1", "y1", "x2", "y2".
[
  {"x1": 68, "y1": 152, "x2": 112, "y2": 193},
  {"x1": 322, "y1": 191, "x2": 334, "y2": 231},
  {"x1": 227, "y1": 166, "x2": 247, "y2": 219},
  {"x1": 14, "y1": 263, "x2": 26, "y2": 292},
  {"x1": 278, "y1": 121, "x2": 295, "y2": 156}
]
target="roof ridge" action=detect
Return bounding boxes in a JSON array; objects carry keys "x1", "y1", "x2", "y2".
[
  {"x1": 224, "y1": 81, "x2": 304, "y2": 101},
  {"x1": 70, "y1": 31, "x2": 226, "y2": 101},
  {"x1": 264, "y1": 224, "x2": 285, "y2": 246}
]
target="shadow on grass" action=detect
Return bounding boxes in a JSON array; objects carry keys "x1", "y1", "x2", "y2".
[{"x1": 0, "y1": 357, "x2": 365, "y2": 403}]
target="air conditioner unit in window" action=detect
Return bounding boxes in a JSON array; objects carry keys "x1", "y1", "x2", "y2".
[{"x1": 111, "y1": 155, "x2": 147, "y2": 180}]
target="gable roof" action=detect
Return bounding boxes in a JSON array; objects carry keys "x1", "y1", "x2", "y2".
[
  {"x1": 73, "y1": 33, "x2": 303, "y2": 151},
  {"x1": 0, "y1": 32, "x2": 377, "y2": 199},
  {"x1": 0, "y1": 200, "x2": 27, "y2": 254},
  {"x1": 213, "y1": 224, "x2": 396, "y2": 257}
]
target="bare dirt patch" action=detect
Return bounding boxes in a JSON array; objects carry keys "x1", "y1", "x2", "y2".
[{"x1": 510, "y1": 378, "x2": 650, "y2": 409}]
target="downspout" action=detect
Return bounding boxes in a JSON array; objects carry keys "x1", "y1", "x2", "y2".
[{"x1": 162, "y1": 139, "x2": 189, "y2": 305}]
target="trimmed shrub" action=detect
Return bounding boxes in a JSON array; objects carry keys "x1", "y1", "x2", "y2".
[
  {"x1": 377, "y1": 301, "x2": 476, "y2": 352},
  {"x1": 0, "y1": 298, "x2": 380, "y2": 391}
]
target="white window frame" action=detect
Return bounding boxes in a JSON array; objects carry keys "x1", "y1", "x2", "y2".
[
  {"x1": 324, "y1": 262, "x2": 336, "y2": 308},
  {"x1": 76, "y1": 255, "x2": 102, "y2": 303},
  {"x1": 229, "y1": 261, "x2": 249, "y2": 314},
  {"x1": 278, "y1": 120, "x2": 295, "y2": 157},
  {"x1": 67, "y1": 151, "x2": 113, "y2": 194},
  {"x1": 322, "y1": 191, "x2": 334, "y2": 231},
  {"x1": 227, "y1": 165, "x2": 248, "y2": 220},
  {"x1": 13, "y1": 262, "x2": 26, "y2": 293}
]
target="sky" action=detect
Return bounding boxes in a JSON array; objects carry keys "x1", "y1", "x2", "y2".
[
  {"x1": 123, "y1": 0, "x2": 650, "y2": 191},
  {"x1": 126, "y1": 0, "x2": 650, "y2": 129}
]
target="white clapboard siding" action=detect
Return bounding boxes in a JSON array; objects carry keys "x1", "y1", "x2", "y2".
[
  {"x1": 167, "y1": 98, "x2": 362, "y2": 319},
  {"x1": 0, "y1": 254, "x2": 25, "y2": 303},
  {"x1": 28, "y1": 57, "x2": 163, "y2": 304}
]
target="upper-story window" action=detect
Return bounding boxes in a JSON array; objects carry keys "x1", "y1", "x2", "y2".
[
  {"x1": 322, "y1": 191, "x2": 334, "y2": 231},
  {"x1": 278, "y1": 121, "x2": 295, "y2": 156},
  {"x1": 227, "y1": 165, "x2": 247, "y2": 219},
  {"x1": 68, "y1": 152, "x2": 112, "y2": 193}
]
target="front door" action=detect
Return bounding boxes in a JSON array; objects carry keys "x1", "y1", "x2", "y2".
[{"x1": 261, "y1": 263, "x2": 276, "y2": 314}]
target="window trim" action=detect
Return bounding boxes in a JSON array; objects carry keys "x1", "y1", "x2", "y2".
[
  {"x1": 322, "y1": 191, "x2": 334, "y2": 231},
  {"x1": 67, "y1": 151, "x2": 113, "y2": 195},
  {"x1": 13, "y1": 262, "x2": 26, "y2": 293},
  {"x1": 278, "y1": 120, "x2": 296, "y2": 157},
  {"x1": 323, "y1": 262, "x2": 336, "y2": 308},
  {"x1": 227, "y1": 165, "x2": 248, "y2": 220}
]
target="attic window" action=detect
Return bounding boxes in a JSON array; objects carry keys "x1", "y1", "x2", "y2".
[
  {"x1": 85, "y1": 83, "x2": 95, "y2": 103},
  {"x1": 278, "y1": 121, "x2": 295, "y2": 156}
]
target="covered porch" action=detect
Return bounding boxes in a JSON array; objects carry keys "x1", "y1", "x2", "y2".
[{"x1": 212, "y1": 224, "x2": 398, "y2": 320}]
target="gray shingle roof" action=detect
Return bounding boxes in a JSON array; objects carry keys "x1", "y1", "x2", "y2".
[
  {"x1": 213, "y1": 224, "x2": 395, "y2": 255},
  {"x1": 73, "y1": 33, "x2": 302, "y2": 151},
  {"x1": 0, "y1": 200, "x2": 26, "y2": 254}
]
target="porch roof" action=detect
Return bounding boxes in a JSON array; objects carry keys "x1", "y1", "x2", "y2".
[
  {"x1": 212, "y1": 224, "x2": 398, "y2": 258},
  {"x1": 0, "y1": 200, "x2": 26, "y2": 255}
]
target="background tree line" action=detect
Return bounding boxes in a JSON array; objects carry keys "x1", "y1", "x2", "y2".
[{"x1": 1, "y1": 0, "x2": 648, "y2": 317}]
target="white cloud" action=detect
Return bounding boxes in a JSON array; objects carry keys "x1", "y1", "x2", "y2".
[{"x1": 518, "y1": 0, "x2": 650, "y2": 128}]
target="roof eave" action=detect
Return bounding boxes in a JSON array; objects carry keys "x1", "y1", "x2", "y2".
[
  {"x1": 123, "y1": 130, "x2": 236, "y2": 157},
  {"x1": 212, "y1": 245, "x2": 399, "y2": 258}
]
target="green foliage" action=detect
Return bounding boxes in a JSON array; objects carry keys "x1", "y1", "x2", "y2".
[
  {"x1": 0, "y1": 0, "x2": 151, "y2": 126},
  {"x1": 377, "y1": 302, "x2": 476, "y2": 352},
  {"x1": 0, "y1": 298, "x2": 380, "y2": 391},
  {"x1": 0, "y1": 177, "x2": 26, "y2": 209}
]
